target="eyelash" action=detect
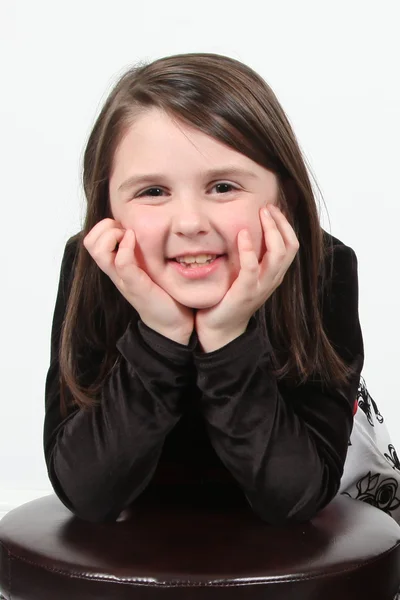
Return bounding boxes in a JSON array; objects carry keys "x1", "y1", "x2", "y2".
[{"x1": 136, "y1": 182, "x2": 239, "y2": 198}]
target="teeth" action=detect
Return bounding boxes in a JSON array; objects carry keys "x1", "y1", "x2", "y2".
[{"x1": 176, "y1": 254, "x2": 216, "y2": 264}]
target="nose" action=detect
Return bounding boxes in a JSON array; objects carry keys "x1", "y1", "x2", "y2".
[{"x1": 170, "y1": 196, "x2": 210, "y2": 237}]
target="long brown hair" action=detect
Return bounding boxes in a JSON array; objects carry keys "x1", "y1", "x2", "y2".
[{"x1": 59, "y1": 52, "x2": 356, "y2": 417}]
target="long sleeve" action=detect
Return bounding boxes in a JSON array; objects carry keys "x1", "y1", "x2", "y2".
[
  {"x1": 43, "y1": 236, "x2": 197, "y2": 523},
  {"x1": 193, "y1": 242, "x2": 364, "y2": 524}
]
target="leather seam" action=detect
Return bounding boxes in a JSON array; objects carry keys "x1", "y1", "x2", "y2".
[{"x1": 1, "y1": 539, "x2": 400, "y2": 588}]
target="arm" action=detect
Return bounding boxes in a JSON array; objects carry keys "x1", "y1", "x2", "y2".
[
  {"x1": 43, "y1": 236, "x2": 196, "y2": 523},
  {"x1": 193, "y1": 244, "x2": 364, "y2": 524}
]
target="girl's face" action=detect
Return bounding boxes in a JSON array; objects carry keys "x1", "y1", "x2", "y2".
[{"x1": 109, "y1": 108, "x2": 279, "y2": 309}]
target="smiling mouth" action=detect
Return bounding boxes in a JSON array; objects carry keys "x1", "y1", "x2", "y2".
[{"x1": 169, "y1": 254, "x2": 225, "y2": 267}]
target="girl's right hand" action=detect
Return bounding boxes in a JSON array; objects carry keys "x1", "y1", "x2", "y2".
[{"x1": 83, "y1": 218, "x2": 195, "y2": 345}]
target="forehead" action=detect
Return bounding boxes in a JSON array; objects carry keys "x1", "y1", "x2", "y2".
[{"x1": 111, "y1": 107, "x2": 257, "y2": 174}]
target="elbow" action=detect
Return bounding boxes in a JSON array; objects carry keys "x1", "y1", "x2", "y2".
[
  {"x1": 61, "y1": 495, "x2": 121, "y2": 523},
  {"x1": 47, "y1": 469, "x2": 118, "y2": 523},
  {"x1": 48, "y1": 478, "x2": 146, "y2": 524},
  {"x1": 46, "y1": 451, "x2": 147, "y2": 524},
  {"x1": 245, "y1": 490, "x2": 333, "y2": 526},
  {"x1": 45, "y1": 449, "x2": 109, "y2": 522},
  {"x1": 245, "y1": 465, "x2": 340, "y2": 525}
]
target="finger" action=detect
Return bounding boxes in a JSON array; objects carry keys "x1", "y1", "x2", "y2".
[
  {"x1": 83, "y1": 218, "x2": 123, "y2": 250},
  {"x1": 85, "y1": 226, "x2": 126, "y2": 277},
  {"x1": 268, "y1": 205, "x2": 300, "y2": 252},
  {"x1": 114, "y1": 229, "x2": 152, "y2": 293},
  {"x1": 114, "y1": 228, "x2": 138, "y2": 264},
  {"x1": 259, "y1": 205, "x2": 299, "y2": 283},
  {"x1": 114, "y1": 229, "x2": 139, "y2": 271},
  {"x1": 232, "y1": 229, "x2": 259, "y2": 293},
  {"x1": 260, "y1": 206, "x2": 287, "y2": 261}
]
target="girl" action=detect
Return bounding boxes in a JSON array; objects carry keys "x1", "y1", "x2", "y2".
[{"x1": 44, "y1": 52, "x2": 400, "y2": 525}]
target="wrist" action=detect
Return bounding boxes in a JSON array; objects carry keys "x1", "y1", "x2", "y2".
[
  {"x1": 166, "y1": 331, "x2": 192, "y2": 346},
  {"x1": 156, "y1": 328, "x2": 193, "y2": 346},
  {"x1": 140, "y1": 321, "x2": 193, "y2": 346}
]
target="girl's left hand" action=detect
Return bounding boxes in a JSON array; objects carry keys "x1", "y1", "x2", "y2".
[{"x1": 195, "y1": 204, "x2": 300, "y2": 352}]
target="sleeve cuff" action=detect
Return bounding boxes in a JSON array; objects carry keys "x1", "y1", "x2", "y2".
[
  {"x1": 117, "y1": 318, "x2": 198, "y2": 367},
  {"x1": 138, "y1": 320, "x2": 199, "y2": 360},
  {"x1": 193, "y1": 315, "x2": 273, "y2": 370}
]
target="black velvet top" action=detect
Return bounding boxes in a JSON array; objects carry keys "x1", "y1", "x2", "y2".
[{"x1": 43, "y1": 230, "x2": 364, "y2": 524}]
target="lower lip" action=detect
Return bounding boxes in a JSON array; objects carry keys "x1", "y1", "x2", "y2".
[{"x1": 169, "y1": 256, "x2": 225, "y2": 279}]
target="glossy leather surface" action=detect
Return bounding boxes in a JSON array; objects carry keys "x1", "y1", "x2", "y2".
[{"x1": 1, "y1": 490, "x2": 400, "y2": 599}]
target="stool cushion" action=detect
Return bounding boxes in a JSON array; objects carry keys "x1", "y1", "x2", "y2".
[{"x1": 1, "y1": 491, "x2": 400, "y2": 599}]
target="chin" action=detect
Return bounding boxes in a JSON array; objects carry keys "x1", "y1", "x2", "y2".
[
  {"x1": 174, "y1": 292, "x2": 225, "y2": 310},
  {"x1": 190, "y1": 300, "x2": 221, "y2": 310}
]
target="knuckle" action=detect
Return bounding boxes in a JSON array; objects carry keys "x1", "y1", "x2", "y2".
[
  {"x1": 91, "y1": 248, "x2": 103, "y2": 261},
  {"x1": 291, "y1": 239, "x2": 300, "y2": 251},
  {"x1": 114, "y1": 253, "x2": 127, "y2": 270},
  {"x1": 248, "y1": 259, "x2": 259, "y2": 272},
  {"x1": 101, "y1": 218, "x2": 115, "y2": 227},
  {"x1": 277, "y1": 251, "x2": 286, "y2": 262}
]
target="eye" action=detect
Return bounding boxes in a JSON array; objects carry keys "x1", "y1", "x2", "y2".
[
  {"x1": 212, "y1": 182, "x2": 238, "y2": 194},
  {"x1": 137, "y1": 187, "x2": 166, "y2": 198},
  {"x1": 134, "y1": 182, "x2": 238, "y2": 199}
]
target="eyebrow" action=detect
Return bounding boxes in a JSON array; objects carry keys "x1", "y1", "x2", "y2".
[{"x1": 117, "y1": 167, "x2": 258, "y2": 193}]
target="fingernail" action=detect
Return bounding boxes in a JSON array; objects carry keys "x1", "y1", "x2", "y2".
[{"x1": 263, "y1": 207, "x2": 270, "y2": 217}]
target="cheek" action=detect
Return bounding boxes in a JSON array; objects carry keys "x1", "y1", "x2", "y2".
[
  {"x1": 121, "y1": 211, "x2": 166, "y2": 267},
  {"x1": 227, "y1": 217, "x2": 264, "y2": 261},
  {"x1": 246, "y1": 211, "x2": 265, "y2": 260},
  {"x1": 254, "y1": 227, "x2": 266, "y2": 260},
  {"x1": 222, "y1": 197, "x2": 265, "y2": 252},
  {"x1": 133, "y1": 217, "x2": 159, "y2": 243}
]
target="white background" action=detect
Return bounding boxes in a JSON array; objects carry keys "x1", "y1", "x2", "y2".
[{"x1": 1, "y1": 0, "x2": 399, "y2": 518}]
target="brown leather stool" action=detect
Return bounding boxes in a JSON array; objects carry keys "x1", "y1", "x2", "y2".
[{"x1": 1, "y1": 491, "x2": 400, "y2": 600}]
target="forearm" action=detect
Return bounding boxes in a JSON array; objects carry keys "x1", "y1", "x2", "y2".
[
  {"x1": 194, "y1": 317, "x2": 360, "y2": 524},
  {"x1": 44, "y1": 320, "x2": 196, "y2": 523},
  {"x1": 200, "y1": 376, "x2": 350, "y2": 523},
  {"x1": 47, "y1": 370, "x2": 178, "y2": 522}
]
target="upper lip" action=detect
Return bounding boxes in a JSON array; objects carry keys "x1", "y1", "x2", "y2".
[{"x1": 169, "y1": 251, "x2": 224, "y2": 259}]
